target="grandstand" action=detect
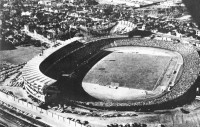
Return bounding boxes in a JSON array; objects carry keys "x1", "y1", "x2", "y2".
[
  {"x1": 110, "y1": 21, "x2": 136, "y2": 35},
  {"x1": 21, "y1": 37, "x2": 82, "y2": 102},
  {"x1": 21, "y1": 35, "x2": 200, "y2": 111}
]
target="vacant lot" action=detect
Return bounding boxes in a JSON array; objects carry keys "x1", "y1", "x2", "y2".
[{"x1": 83, "y1": 47, "x2": 171, "y2": 91}]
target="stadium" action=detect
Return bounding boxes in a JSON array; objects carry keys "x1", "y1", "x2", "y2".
[
  {"x1": 2, "y1": 0, "x2": 200, "y2": 126},
  {"x1": 21, "y1": 35, "x2": 200, "y2": 111}
]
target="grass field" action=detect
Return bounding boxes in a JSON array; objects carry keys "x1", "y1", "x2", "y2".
[
  {"x1": 83, "y1": 47, "x2": 172, "y2": 91},
  {"x1": 0, "y1": 46, "x2": 41, "y2": 68}
]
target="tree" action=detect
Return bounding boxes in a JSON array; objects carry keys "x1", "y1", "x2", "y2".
[
  {"x1": 104, "y1": 5, "x2": 113, "y2": 16},
  {"x1": 85, "y1": 0, "x2": 98, "y2": 6},
  {"x1": 183, "y1": 0, "x2": 200, "y2": 28},
  {"x1": 0, "y1": 11, "x2": 15, "y2": 50}
]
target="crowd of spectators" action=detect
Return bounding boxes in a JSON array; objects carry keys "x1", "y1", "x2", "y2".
[
  {"x1": 35, "y1": 32, "x2": 200, "y2": 111},
  {"x1": 38, "y1": 35, "x2": 199, "y2": 112},
  {"x1": 63, "y1": 37, "x2": 200, "y2": 111}
]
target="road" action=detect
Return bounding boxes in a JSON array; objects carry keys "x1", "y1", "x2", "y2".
[{"x1": 0, "y1": 106, "x2": 37, "y2": 127}]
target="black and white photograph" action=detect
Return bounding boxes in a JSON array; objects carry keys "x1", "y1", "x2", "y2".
[{"x1": 1, "y1": 0, "x2": 200, "y2": 126}]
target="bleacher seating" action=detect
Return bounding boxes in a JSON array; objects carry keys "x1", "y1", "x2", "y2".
[
  {"x1": 65, "y1": 37, "x2": 200, "y2": 111},
  {"x1": 21, "y1": 37, "x2": 81, "y2": 102},
  {"x1": 20, "y1": 34, "x2": 200, "y2": 111}
]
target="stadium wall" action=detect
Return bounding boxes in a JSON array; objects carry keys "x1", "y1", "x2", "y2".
[{"x1": 0, "y1": 91, "x2": 87, "y2": 127}]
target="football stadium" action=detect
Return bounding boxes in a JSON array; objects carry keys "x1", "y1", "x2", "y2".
[
  {"x1": 2, "y1": 0, "x2": 200, "y2": 126},
  {"x1": 21, "y1": 36, "x2": 200, "y2": 111}
]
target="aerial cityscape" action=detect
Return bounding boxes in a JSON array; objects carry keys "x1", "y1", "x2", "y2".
[{"x1": 1, "y1": 0, "x2": 200, "y2": 127}]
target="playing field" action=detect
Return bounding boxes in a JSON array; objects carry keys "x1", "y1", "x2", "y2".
[{"x1": 83, "y1": 46, "x2": 172, "y2": 91}]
